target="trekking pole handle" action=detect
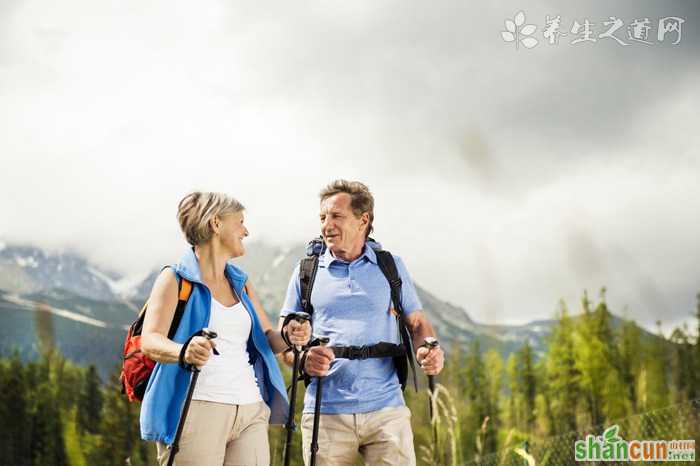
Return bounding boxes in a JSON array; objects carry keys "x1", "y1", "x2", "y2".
[
  {"x1": 422, "y1": 337, "x2": 439, "y2": 350},
  {"x1": 201, "y1": 327, "x2": 220, "y2": 359},
  {"x1": 291, "y1": 311, "x2": 311, "y2": 323},
  {"x1": 291, "y1": 312, "x2": 311, "y2": 351},
  {"x1": 422, "y1": 337, "x2": 439, "y2": 391}
]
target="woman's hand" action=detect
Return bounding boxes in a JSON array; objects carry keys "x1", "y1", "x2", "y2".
[{"x1": 184, "y1": 336, "x2": 217, "y2": 367}]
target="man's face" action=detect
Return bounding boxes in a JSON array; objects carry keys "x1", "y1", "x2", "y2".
[{"x1": 320, "y1": 193, "x2": 368, "y2": 258}]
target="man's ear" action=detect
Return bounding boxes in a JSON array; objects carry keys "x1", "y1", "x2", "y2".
[{"x1": 360, "y1": 212, "x2": 369, "y2": 231}]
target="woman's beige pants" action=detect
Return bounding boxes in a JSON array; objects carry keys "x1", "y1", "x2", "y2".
[{"x1": 157, "y1": 400, "x2": 271, "y2": 466}]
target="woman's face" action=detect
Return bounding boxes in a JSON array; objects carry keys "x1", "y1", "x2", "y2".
[{"x1": 215, "y1": 211, "x2": 249, "y2": 258}]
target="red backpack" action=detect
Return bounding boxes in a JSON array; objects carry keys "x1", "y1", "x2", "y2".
[{"x1": 120, "y1": 276, "x2": 193, "y2": 402}]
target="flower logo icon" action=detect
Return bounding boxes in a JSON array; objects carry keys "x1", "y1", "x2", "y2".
[{"x1": 501, "y1": 11, "x2": 539, "y2": 49}]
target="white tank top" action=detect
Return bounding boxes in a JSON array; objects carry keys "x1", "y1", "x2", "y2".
[{"x1": 192, "y1": 298, "x2": 262, "y2": 405}]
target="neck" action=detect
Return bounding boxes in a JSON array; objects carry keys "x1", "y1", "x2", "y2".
[
  {"x1": 194, "y1": 243, "x2": 230, "y2": 284},
  {"x1": 332, "y1": 241, "x2": 365, "y2": 262}
]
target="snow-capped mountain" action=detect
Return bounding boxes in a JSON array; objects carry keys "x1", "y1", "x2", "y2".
[
  {"x1": 0, "y1": 244, "x2": 126, "y2": 301},
  {"x1": 0, "y1": 240, "x2": 599, "y2": 374}
]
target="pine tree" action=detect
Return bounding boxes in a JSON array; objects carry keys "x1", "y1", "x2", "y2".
[
  {"x1": 0, "y1": 354, "x2": 31, "y2": 466},
  {"x1": 575, "y1": 289, "x2": 628, "y2": 425},
  {"x1": 483, "y1": 349, "x2": 503, "y2": 437},
  {"x1": 618, "y1": 317, "x2": 642, "y2": 412},
  {"x1": 460, "y1": 340, "x2": 495, "y2": 458},
  {"x1": 695, "y1": 293, "x2": 700, "y2": 384},
  {"x1": 517, "y1": 340, "x2": 537, "y2": 433},
  {"x1": 90, "y1": 368, "x2": 152, "y2": 466},
  {"x1": 77, "y1": 365, "x2": 103, "y2": 434},
  {"x1": 30, "y1": 382, "x2": 68, "y2": 466},
  {"x1": 505, "y1": 353, "x2": 520, "y2": 431},
  {"x1": 642, "y1": 322, "x2": 670, "y2": 411},
  {"x1": 669, "y1": 325, "x2": 695, "y2": 402},
  {"x1": 545, "y1": 303, "x2": 580, "y2": 434}
]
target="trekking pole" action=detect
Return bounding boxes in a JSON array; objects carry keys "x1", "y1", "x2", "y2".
[
  {"x1": 283, "y1": 312, "x2": 311, "y2": 466},
  {"x1": 167, "y1": 328, "x2": 218, "y2": 466},
  {"x1": 422, "y1": 337, "x2": 440, "y2": 447},
  {"x1": 309, "y1": 336, "x2": 330, "y2": 466}
]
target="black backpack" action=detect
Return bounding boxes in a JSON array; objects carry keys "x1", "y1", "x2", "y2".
[{"x1": 298, "y1": 237, "x2": 417, "y2": 391}]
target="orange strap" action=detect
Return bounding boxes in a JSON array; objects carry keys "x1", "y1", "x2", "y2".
[{"x1": 179, "y1": 278, "x2": 192, "y2": 301}]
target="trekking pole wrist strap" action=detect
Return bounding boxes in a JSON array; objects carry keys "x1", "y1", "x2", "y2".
[
  {"x1": 178, "y1": 329, "x2": 221, "y2": 371},
  {"x1": 280, "y1": 314, "x2": 298, "y2": 349},
  {"x1": 178, "y1": 337, "x2": 195, "y2": 371}
]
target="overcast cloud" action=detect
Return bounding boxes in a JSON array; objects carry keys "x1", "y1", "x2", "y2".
[{"x1": 1, "y1": 0, "x2": 699, "y2": 332}]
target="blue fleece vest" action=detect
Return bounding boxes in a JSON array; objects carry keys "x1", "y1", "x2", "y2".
[{"x1": 140, "y1": 248, "x2": 289, "y2": 444}]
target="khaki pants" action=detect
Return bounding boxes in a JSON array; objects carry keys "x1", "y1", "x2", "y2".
[
  {"x1": 157, "y1": 400, "x2": 271, "y2": 466},
  {"x1": 300, "y1": 406, "x2": 416, "y2": 466}
]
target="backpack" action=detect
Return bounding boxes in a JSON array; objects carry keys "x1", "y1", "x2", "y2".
[
  {"x1": 299, "y1": 237, "x2": 418, "y2": 391},
  {"x1": 120, "y1": 272, "x2": 193, "y2": 402}
]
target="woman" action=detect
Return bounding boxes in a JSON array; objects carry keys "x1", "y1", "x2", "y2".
[{"x1": 140, "y1": 191, "x2": 310, "y2": 466}]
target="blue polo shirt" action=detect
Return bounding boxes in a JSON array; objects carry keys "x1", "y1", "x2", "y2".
[{"x1": 280, "y1": 241, "x2": 422, "y2": 414}]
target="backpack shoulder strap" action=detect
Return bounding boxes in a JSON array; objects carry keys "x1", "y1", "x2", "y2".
[
  {"x1": 374, "y1": 250, "x2": 404, "y2": 315},
  {"x1": 129, "y1": 269, "x2": 192, "y2": 340},
  {"x1": 298, "y1": 237, "x2": 325, "y2": 316},
  {"x1": 299, "y1": 256, "x2": 319, "y2": 316},
  {"x1": 165, "y1": 266, "x2": 192, "y2": 339},
  {"x1": 374, "y1": 248, "x2": 418, "y2": 391}
]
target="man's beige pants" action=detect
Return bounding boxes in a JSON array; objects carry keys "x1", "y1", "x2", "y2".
[
  {"x1": 300, "y1": 406, "x2": 416, "y2": 466},
  {"x1": 157, "y1": 400, "x2": 271, "y2": 466}
]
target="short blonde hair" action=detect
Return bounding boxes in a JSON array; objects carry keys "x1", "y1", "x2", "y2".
[{"x1": 177, "y1": 192, "x2": 245, "y2": 246}]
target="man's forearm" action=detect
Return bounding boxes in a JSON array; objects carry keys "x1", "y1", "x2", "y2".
[{"x1": 405, "y1": 311, "x2": 436, "y2": 351}]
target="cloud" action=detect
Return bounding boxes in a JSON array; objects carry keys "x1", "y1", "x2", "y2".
[{"x1": 1, "y1": 0, "x2": 699, "y2": 331}]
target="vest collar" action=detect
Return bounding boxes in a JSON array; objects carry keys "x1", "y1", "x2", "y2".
[{"x1": 174, "y1": 247, "x2": 248, "y2": 293}]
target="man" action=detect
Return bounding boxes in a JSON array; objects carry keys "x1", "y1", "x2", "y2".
[{"x1": 279, "y1": 179, "x2": 444, "y2": 466}]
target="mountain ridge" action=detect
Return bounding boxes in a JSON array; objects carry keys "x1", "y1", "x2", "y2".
[{"x1": 0, "y1": 241, "x2": 648, "y2": 377}]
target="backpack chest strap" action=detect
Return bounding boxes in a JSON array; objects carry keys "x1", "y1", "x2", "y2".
[{"x1": 330, "y1": 342, "x2": 405, "y2": 360}]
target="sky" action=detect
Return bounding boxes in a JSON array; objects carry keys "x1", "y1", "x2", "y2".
[{"x1": 1, "y1": 0, "x2": 699, "y2": 332}]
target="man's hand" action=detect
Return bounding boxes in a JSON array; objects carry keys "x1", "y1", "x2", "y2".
[
  {"x1": 416, "y1": 345, "x2": 444, "y2": 376},
  {"x1": 284, "y1": 319, "x2": 312, "y2": 347},
  {"x1": 304, "y1": 346, "x2": 335, "y2": 376}
]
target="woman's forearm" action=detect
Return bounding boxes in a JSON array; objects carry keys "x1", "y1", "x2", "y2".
[
  {"x1": 141, "y1": 332, "x2": 183, "y2": 364},
  {"x1": 266, "y1": 329, "x2": 291, "y2": 354}
]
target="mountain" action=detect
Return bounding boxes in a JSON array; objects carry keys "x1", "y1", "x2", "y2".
[
  {"x1": 0, "y1": 241, "x2": 655, "y2": 375},
  {"x1": 0, "y1": 243, "x2": 125, "y2": 301},
  {"x1": 0, "y1": 287, "x2": 135, "y2": 378}
]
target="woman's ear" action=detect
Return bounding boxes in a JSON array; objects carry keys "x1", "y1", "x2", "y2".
[{"x1": 210, "y1": 216, "x2": 221, "y2": 235}]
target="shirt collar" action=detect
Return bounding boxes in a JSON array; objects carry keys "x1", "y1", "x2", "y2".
[{"x1": 320, "y1": 242, "x2": 377, "y2": 267}]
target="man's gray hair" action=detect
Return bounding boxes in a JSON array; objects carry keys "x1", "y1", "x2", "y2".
[{"x1": 319, "y1": 180, "x2": 374, "y2": 238}]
